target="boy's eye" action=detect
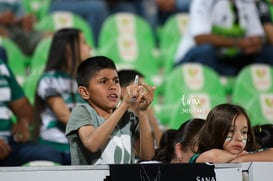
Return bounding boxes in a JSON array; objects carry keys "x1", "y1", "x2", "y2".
[{"x1": 115, "y1": 79, "x2": 119, "y2": 84}]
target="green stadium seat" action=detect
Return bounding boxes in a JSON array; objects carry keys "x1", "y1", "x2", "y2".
[
  {"x1": 35, "y1": 11, "x2": 94, "y2": 48},
  {"x1": 22, "y1": 66, "x2": 43, "y2": 104},
  {"x1": 22, "y1": 0, "x2": 50, "y2": 20},
  {"x1": 98, "y1": 12, "x2": 156, "y2": 49},
  {"x1": 159, "y1": 13, "x2": 189, "y2": 55},
  {"x1": 0, "y1": 36, "x2": 27, "y2": 85},
  {"x1": 158, "y1": 63, "x2": 227, "y2": 128},
  {"x1": 159, "y1": 13, "x2": 189, "y2": 73},
  {"x1": 98, "y1": 34, "x2": 162, "y2": 90},
  {"x1": 232, "y1": 63, "x2": 273, "y2": 125},
  {"x1": 30, "y1": 36, "x2": 52, "y2": 73}
]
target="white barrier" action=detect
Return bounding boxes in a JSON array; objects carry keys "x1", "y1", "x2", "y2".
[
  {"x1": 0, "y1": 162, "x2": 272, "y2": 181},
  {"x1": 244, "y1": 162, "x2": 273, "y2": 181},
  {"x1": 0, "y1": 165, "x2": 110, "y2": 181}
]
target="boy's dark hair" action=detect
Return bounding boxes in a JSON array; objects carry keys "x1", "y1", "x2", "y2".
[
  {"x1": 118, "y1": 69, "x2": 144, "y2": 87},
  {"x1": 76, "y1": 56, "x2": 117, "y2": 87}
]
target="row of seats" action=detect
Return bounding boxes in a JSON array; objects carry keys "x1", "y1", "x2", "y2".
[
  {"x1": 2, "y1": 11, "x2": 189, "y2": 104},
  {"x1": 156, "y1": 63, "x2": 273, "y2": 129},
  {"x1": 3, "y1": 8, "x2": 273, "y2": 129},
  {"x1": 2, "y1": 11, "x2": 189, "y2": 85}
]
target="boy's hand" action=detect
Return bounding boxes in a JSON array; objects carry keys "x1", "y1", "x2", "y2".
[
  {"x1": 135, "y1": 83, "x2": 155, "y2": 111},
  {"x1": 122, "y1": 84, "x2": 140, "y2": 107}
]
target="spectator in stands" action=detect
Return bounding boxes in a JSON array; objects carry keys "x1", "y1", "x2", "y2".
[
  {"x1": 155, "y1": 0, "x2": 191, "y2": 25},
  {"x1": 118, "y1": 69, "x2": 163, "y2": 162},
  {"x1": 256, "y1": 0, "x2": 273, "y2": 45},
  {"x1": 66, "y1": 56, "x2": 155, "y2": 165},
  {"x1": 174, "y1": 0, "x2": 273, "y2": 76},
  {"x1": 188, "y1": 103, "x2": 273, "y2": 163},
  {"x1": 0, "y1": 53, "x2": 63, "y2": 166},
  {"x1": 152, "y1": 118, "x2": 204, "y2": 163},
  {"x1": 49, "y1": 0, "x2": 109, "y2": 47},
  {"x1": 0, "y1": 0, "x2": 48, "y2": 56},
  {"x1": 33, "y1": 28, "x2": 91, "y2": 165},
  {"x1": 134, "y1": 0, "x2": 191, "y2": 43}
]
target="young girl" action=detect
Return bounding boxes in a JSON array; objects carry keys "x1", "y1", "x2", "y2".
[
  {"x1": 190, "y1": 103, "x2": 273, "y2": 163},
  {"x1": 152, "y1": 118, "x2": 205, "y2": 163},
  {"x1": 33, "y1": 28, "x2": 91, "y2": 165}
]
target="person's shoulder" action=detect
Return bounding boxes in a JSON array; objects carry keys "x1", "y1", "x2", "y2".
[{"x1": 72, "y1": 103, "x2": 91, "y2": 112}]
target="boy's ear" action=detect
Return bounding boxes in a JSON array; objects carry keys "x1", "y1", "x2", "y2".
[{"x1": 78, "y1": 86, "x2": 89, "y2": 99}]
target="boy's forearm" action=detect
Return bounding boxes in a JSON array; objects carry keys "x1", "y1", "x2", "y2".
[
  {"x1": 84, "y1": 103, "x2": 129, "y2": 152},
  {"x1": 148, "y1": 113, "x2": 162, "y2": 147}
]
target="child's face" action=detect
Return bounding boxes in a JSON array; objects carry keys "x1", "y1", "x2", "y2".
[
  {"x1": 86, "y1": 68, "x2": 121, "y2": 112},
  {"x1": 223, "y1": 114, "x2": 248, "y2": 155}
]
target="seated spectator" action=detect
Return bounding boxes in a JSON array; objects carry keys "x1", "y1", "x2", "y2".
[
  {"x1": 174, "y1": 0, "x2": 273, "y2": 76},
  {"x1": 0, "y1": 0, "x2": 48, "y2": 56},
  {"x1": 189, "y1": 103, "x2": 273, "y2": 163},
  {"x1": 66, "y1": 56, "x2": 155, "y2": 165},
  {"x1": 256, "y1": 0, "x2": 273, "y2": 45},
  {"x1": 0, "y1": 54, "x2": 63, "y2": 166},
  {"x1": 152, "y1": 118, "x2": 204, "y2": 163},
  {"x1": 118, "y1": 69, "x2": 163, "y2": 162},
  {"x1": 33, "y1": 28, "x2": 91, "y2": 165}
]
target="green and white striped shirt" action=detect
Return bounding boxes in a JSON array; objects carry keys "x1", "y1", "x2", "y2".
[
  {"x1": 0, "y1": 59, "x2": 24, "y2": 141},
  {"x1": 37, "y1": 70, "x2": 85, "y2": 150}
]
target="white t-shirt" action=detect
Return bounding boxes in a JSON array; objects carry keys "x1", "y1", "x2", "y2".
[{"x1": 175, "y1": 0, "x2": 265, "y2": 63}]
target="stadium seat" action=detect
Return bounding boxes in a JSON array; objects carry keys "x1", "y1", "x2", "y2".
[
  {"x1": 232, "y1": 63, "x2": 273, "y2": 125},
  {"x1": 159, "y1": 13, "x2": 189, "y2": 56},
  {"x1": 98, "y1": 12, "x2": 156, "y2": 49},
  {"x1": 30, "y1": 36, "x2": 52, "y2": 74},
  {"x1": 0, "y1": 36, "x2": 27, "y2": 85},
  {"x1": 98, "y1": 34, "x2": 162, "y2": 89},
  {"x1": 35, "y1": 11, "x2": 94, "y2": 48},
  {"x1": 159, "y1": 13, "x2": 189, "y2": 74},
  {"x1": 22, "y1": 66, "x2": 43, "y2": 105},
  {"x1": 158, "y1": 63, "x2": 227, "y2": 128},
  {"x1": 22, "y1": 0, "x2": 50, "y2": 20}
]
